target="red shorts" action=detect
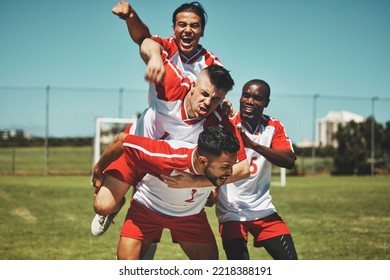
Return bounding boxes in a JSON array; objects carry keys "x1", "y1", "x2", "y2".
[
  {"x1": 104, "y1": 123, "x2": 136, "y2": 185},
  {"x1": 120, "y1": 199, "x2": 216, "y2": 244},
  {"x1": 104, "y1": 153, "x2": 143, "y2": 187},
  {"x1": 219, "y1": 213, "x2": 291, "y2": 247}
]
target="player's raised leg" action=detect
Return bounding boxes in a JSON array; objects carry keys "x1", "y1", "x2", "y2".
[{"x1": 91, "y1": 174, "x2": 130, "y2": 236}]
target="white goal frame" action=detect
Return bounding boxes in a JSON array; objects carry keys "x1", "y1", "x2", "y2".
[
  {"x1": 93, "y1": 117, "x2": 137, "y2": 164},
  {"x1": 272, "y1": 168, "x2": 286, "y2": 187}
]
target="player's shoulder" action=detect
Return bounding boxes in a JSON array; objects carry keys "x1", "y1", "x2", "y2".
[
  {"x1": 202, "y1": 107, "x2": 233, "y2": 129},
  {"x1": 229, "y1": 112, "x2": 241, "y2": 125},
  {"x1": 153, "y1": 35, "x2": 179, "y2": 57},
  {"x1": 198, "y1": 44, "x2": 222, "y2": 65},
  {"x1": 152, "y1": 35, "x2": 175, "y2": 44},
  {"x1": 165, "y1": 139, "x2": 196, "y2": 150},
  {"x1": 262, "y1": 114, "x2": 286, "y2": 129},
  {"x1": 263, "y1": 114, "x2": 280, "y2": 123}
]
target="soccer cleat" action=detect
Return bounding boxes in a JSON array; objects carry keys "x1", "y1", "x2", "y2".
[{"x1": 90, "y1": 197, "x2": 126, "y2": 237}]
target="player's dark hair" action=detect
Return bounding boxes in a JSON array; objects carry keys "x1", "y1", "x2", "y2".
[
  {"x1": 204, "y1": 65, "x2": 235, "y2": 93},
  {"x1": 243, "y1": 79, "x2": 271, "y2": 98},
  {"x1": 197, "y1": 126, "x2": 240, "y2": 156},
  {"x1": 172, "y1": 2, "x2": 207, "y2": 34}
]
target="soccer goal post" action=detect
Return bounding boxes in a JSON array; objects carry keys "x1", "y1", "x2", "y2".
[
  {"x1": 272, "y1": 167, "x2": 286, "y2": 187},
  {"x1": 93, "y1": 117, "x2": 137, "y2": 164}
]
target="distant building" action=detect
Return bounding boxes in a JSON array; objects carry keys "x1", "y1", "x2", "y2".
[
  {"x1": 316, "y1": 111, "x2": 365, "y2": 147},
  {"x1": 0, "y1": 129, "x2": 27, "y2": 141}
]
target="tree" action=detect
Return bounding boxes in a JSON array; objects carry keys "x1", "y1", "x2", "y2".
[
  {"x1": 332, "y1": 118, "x2": 388, "y2": 175},
  {"x1": 382, "y1": 121, "x2": 390, "y2": 151},
  {"x1": 332, "y1": 121, "x2": 368, "y2": 175}
]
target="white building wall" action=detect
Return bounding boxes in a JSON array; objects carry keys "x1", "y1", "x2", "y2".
[{"x1": 316, "y1": 111, "x2": 365, "y2": 147}]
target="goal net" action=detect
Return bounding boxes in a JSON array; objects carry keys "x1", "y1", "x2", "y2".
[{"x1": 93, "y1": 117, "x2": 137, "y2": 164}]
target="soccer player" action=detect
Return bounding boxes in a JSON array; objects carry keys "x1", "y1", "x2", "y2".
[
  {"x1": 164, "y1": 79, "x2": 298, "y2": 259},
  {"x1": 216, "y1": 79, "x2": 298, "y2": 260},
  {"x1": 111, "y1": 1, "x2": 222, "y2": 84},
  {"x1": 93, "y1": 126, "x2": 240, "y2": 259}
]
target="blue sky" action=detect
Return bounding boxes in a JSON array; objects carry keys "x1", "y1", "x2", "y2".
[{"x1": 1, "y1": 0, "x2": 389, "y2": 144}]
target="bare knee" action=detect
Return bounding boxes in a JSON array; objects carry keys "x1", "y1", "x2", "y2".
[
  {"x1": 93, "y1": 174, "x2": 130, "y2": 215},
  {"x1": 94, "y1": 194, "x2": 117, "y2": 216}
]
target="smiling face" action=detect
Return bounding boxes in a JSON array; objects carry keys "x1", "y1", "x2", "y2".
[
  {"x1": 240, "y1": 81, "x2": 270, "y2": 127},
  {"x1": 173, "y1": 11, "x2": 203, "y2": 58},
  {"x1": 203, "y1": 152, "x2": 237, "y2": 187},
  {"x1": 185, "y1": 71, "x2": 227, "y2": 120}
]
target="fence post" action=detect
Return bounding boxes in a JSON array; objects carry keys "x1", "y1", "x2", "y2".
[
  {"x1": 311, "y1": 93, "x2": 319, "y2": 174},
  {"x1": 44, "y1": 85, "x2": 50, "y2": 175},
  {"x1": 12, "y1": 146, "x2": 16, "y2": 175},
  {"x1": 371, "y1": 97, "x2": 378, "y2": 176}
]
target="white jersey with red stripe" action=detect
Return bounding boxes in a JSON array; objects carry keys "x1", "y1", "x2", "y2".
[
  {"x1": 216, "y1": 113, "x2": 295, "y2": 222},
  {"x1": 122, "y1": 134, "x2": 214, "y2": 217}
]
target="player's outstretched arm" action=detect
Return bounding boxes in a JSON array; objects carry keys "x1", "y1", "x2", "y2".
[
  {"x1": 140, "y1": 38, "x2": 165, "y2": 84},
  {"x1": 92, "y1": 132, "x2": 127, "y2": 189},
  {"x1": 112, "y1": 1, "x2": 151, "y2": 45}
]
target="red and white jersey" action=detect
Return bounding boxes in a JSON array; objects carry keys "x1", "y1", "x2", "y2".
[
  {"x1": 122, "y1": 134, "x2": 215, "y2": 217},
  {"x1": 153, "y1": 35, "x2": 222, "y2": 82},
  {"x1": 216, "y1": 113, "x2": 295, "y2": 222}
]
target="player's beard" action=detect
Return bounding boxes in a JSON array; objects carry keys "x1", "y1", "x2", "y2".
[{"x1": 204, "y1": 167, "x2": 228, "y2": 187}]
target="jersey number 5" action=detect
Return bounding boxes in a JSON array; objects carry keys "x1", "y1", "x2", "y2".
[{"x1": 250, "y1": 157, "x2": 258, "y2": 175}]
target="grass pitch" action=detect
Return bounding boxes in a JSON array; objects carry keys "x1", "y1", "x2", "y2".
[{"x1": 0, "y1": 175, "x2": 389, "y2": 260}]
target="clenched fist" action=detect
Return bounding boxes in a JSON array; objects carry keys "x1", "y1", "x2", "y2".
[{"x1": 112, "y1": 1, "x2": 134, "y2": 20}]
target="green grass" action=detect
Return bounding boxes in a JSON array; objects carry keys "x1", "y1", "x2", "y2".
[
  {"x1": 0, "y1": 147, "x2": 93, "y2": 175},
  {"x1": 0, "y1": 175, "x2": 389, "y2": 260}
]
